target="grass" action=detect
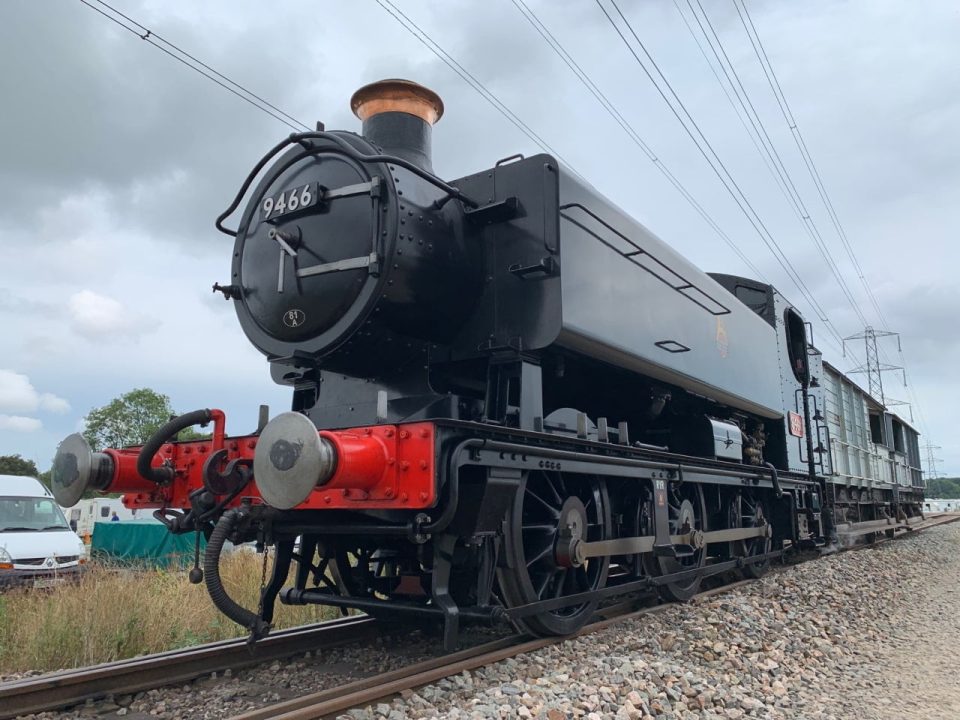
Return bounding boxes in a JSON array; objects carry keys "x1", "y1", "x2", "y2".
[{"x1": 0, "y1": 550, "x2": 338, "y2": 674}]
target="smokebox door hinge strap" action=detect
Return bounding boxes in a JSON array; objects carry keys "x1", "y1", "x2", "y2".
[
  {"x1": 296, "y1": 253, "x2": 379, "y2": 279},
  {"x1": 322, "y1": 177, "x2": 381, "y2": 201}
]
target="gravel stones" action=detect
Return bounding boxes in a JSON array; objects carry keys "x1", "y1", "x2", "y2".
[
  {"x1": 13, "y1": 628, "x2": 455, "y2": 720},
  {"x1": 10, "y1": 525, "x2": 960, "y2": 719},
  {"x1": 342, "y1": 524, "x2": 960, "y2": 719}
]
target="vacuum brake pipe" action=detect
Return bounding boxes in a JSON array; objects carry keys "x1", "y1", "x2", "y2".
[
  {"x1": 204, "y1": 507, "x2": 272, "y2": 639},
  {"x1": 136, "y1": 409, "x2": 224, "y2": 484}
]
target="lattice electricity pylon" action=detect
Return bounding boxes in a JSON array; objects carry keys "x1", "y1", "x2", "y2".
[
  {"x1": 921, "y1": 443, "x2": 943, "y2": 481},
  {"x1": 883, "y1": 396, "x2": 914, "y2": 423},
  {"x1": 843, "y1": 326, "x2": 906, "y2": 407}
]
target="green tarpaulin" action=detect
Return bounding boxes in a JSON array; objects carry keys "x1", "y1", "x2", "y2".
[{"x1": 90, "y1": 522, "x2": 202, "y2": 567}]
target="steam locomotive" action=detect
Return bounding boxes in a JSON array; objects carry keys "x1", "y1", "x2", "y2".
[{"x1": 51, "y1": 80, "x2": 924, "y2": 648}]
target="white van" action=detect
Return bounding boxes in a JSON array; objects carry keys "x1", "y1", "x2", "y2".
[{"x1": 0, "y1": 474, "x2": 87, "y2": 588}]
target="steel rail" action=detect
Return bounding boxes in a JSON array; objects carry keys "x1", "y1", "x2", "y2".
[
  {"x1": 227, "y1": 519, "x2": 960, "y2": 720},
  {"x1": 5, "y1": 515, "x2": 956, "y2": 719},
  {"x1": 0, "y1": 614, "x2": 377, "y2": 719},
  {"x1": 227, "y1": 580, "x2": 757, "y2": 720}
]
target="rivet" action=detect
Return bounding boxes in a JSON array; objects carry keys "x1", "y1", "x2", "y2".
[
  {"x1": 384, "y1": 428, "x2": 395, "y2": 438},
  {"x1": 419, "y1": 491, "x2": 429, "y2": 501},
  {"x1": 419, "y1": 428, "x2": 429, "y2": 438},
  {"x1": 401, "y1": 491, "x2": 409, "y2": 501},
  {"x1": 400, "y1": 461, "x2": 410, "y2": 471},
  {"x1": 419, "y1": 460, "x2": 429, "y2": 470},
  {"x1": 384, "y1": 488, "x2": 394, "y2": 498},
  {"x1": 341, "y1": 489, "x2": 350, "y2": 497},
  {"x1": 387, "y1": 457, "x2": 396, "y2": 466},
  {"x1": 247, "y1": 440, "x2": 257, "y2": 449},
  {"x1": 399, "y1": 429, "x2": 410, "y2": 439},
  {"x1": 323, "y1": 495, "x2": 331, "y2": 504}
]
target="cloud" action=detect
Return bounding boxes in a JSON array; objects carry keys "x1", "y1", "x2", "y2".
[
  {"x1": 39, "y1": 393, "x2": 71, "y2": 414},
  {"x1": 67, "y1": 290, "x2": 146, "y2": 339},
  {"x1": 0, "y1": 415, "x2": 43, "y2": 432},
  {"x1": 0, "y1": 370, "x2": 39, "y2": 413},
  {"x1": 0, "y1": 370, "x2": 71, "y2": 418},
  {"x1": 0, "y1": 0, "x2": 957, "y2": 475}
]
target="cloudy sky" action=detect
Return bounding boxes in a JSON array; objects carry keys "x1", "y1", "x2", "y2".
[{"x1": 1, "y1": 0, "x2": 957, "y2": 475}]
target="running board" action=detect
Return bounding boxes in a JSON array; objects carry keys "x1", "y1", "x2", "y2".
[{"x1": 835, "y1": 516, "x2": 920, "y2": 539}]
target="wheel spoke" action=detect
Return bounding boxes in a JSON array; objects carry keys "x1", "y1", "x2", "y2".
[
  {"x1": 551, "y1": 570, "x2": 567, "y2": 599},
  {"x1": 541, "y1": 474, "x2": 563, "y2": 505},
  {"x1": 522, "y1": 523, "x2": 557, "y2": 533},
  {"x1": 534, "y1": 569, "x2": 554, "y2": 598},
  {"x1": 525, "y1": 487, "x2": 561, "y2": 518},
  {"x1": 554, "y1": 472, "x2": 567, "y2": 496},
  {"x1": 525, "y1": 541, "x2": 554, "y2": 568},
  {"x1": 575, "y1": 566, "x2": 588, "y2": 591}
]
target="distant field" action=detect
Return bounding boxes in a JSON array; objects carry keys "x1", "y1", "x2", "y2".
[{"x1": 0, "y1": 551, "x2": 337, "y2": 674}]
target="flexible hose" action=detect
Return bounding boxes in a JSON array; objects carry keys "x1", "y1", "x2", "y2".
[
  {"x1": 204, "y1": 508, "x2": 271, "y2": 638},
  {"x1": 137, "y1": 409, "x2": 213, "y2": 484}
]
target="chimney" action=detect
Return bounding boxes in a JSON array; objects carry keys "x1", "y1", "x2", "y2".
[{"x1": 351, "y1": 79, "x2": 444, "y2": 173}]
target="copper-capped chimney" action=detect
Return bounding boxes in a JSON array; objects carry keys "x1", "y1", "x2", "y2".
[{"x1": 351, "y1": 79, "x2": 444, "y2": 173}]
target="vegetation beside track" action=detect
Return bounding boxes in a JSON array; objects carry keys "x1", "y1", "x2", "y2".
[{"x1": 0, "y1": 550, "x2": 337, "y2": 674}]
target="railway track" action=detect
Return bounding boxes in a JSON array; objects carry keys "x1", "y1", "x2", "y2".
[
  {"x1": 226, "y1": 580, "x2": 754, "y2": 720},
  {"x1": 0, "y1": 614, "x2": 378, "y2": 719},
  {"x1": 4, "y1": 513, "x2": 957, "y2": 720},
  {"x1": 227, "y1": 513, "x2": 960, "y2": 720}
]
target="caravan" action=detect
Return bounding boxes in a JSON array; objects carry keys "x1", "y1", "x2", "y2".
[{"x1": 62, "y1": 498, "x2": 155, "y2": 543}]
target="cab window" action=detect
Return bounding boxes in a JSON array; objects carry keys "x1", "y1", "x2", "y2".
[{"x1": 784, "y1": 309, "x2": 809, "y2": 383}]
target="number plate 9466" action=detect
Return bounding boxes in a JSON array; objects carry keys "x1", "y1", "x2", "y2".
[{"x1": 261, "y1": 183, "x2": 318, "y2": 221}]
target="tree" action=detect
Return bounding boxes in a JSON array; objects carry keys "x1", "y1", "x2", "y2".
[
  {"x1": 82, "y1": 388, "x2": 187, "y2": 450},
  {"x1": 0, "y1": 454, "x2": 39, "y2": 477},
  {"x1": 926, "y1": 477, "x2": 960, "y2": 499}
]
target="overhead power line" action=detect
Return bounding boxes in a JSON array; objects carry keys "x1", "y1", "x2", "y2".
[
  {"x1": 677, "y1": 0, "x2": 870, "y2": 328},
  {"x1": 594, "y1": 0, "x2": 847, "y2": 354},
  {"x1": 80, "y1": 0, "x2": 310, "y2": 132},
  {"x1": 509, "y1": 0, "x2": 765, "y2": 280},
  {"x1": 731, "y1": 0, "x2": 930, "y2": 432},
  {"x1": 374, "y1": 0, "x2": 584, "y2": 179},
  {"x1": 733, "y1": 0, "x2": 889, "y2": 328}
]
